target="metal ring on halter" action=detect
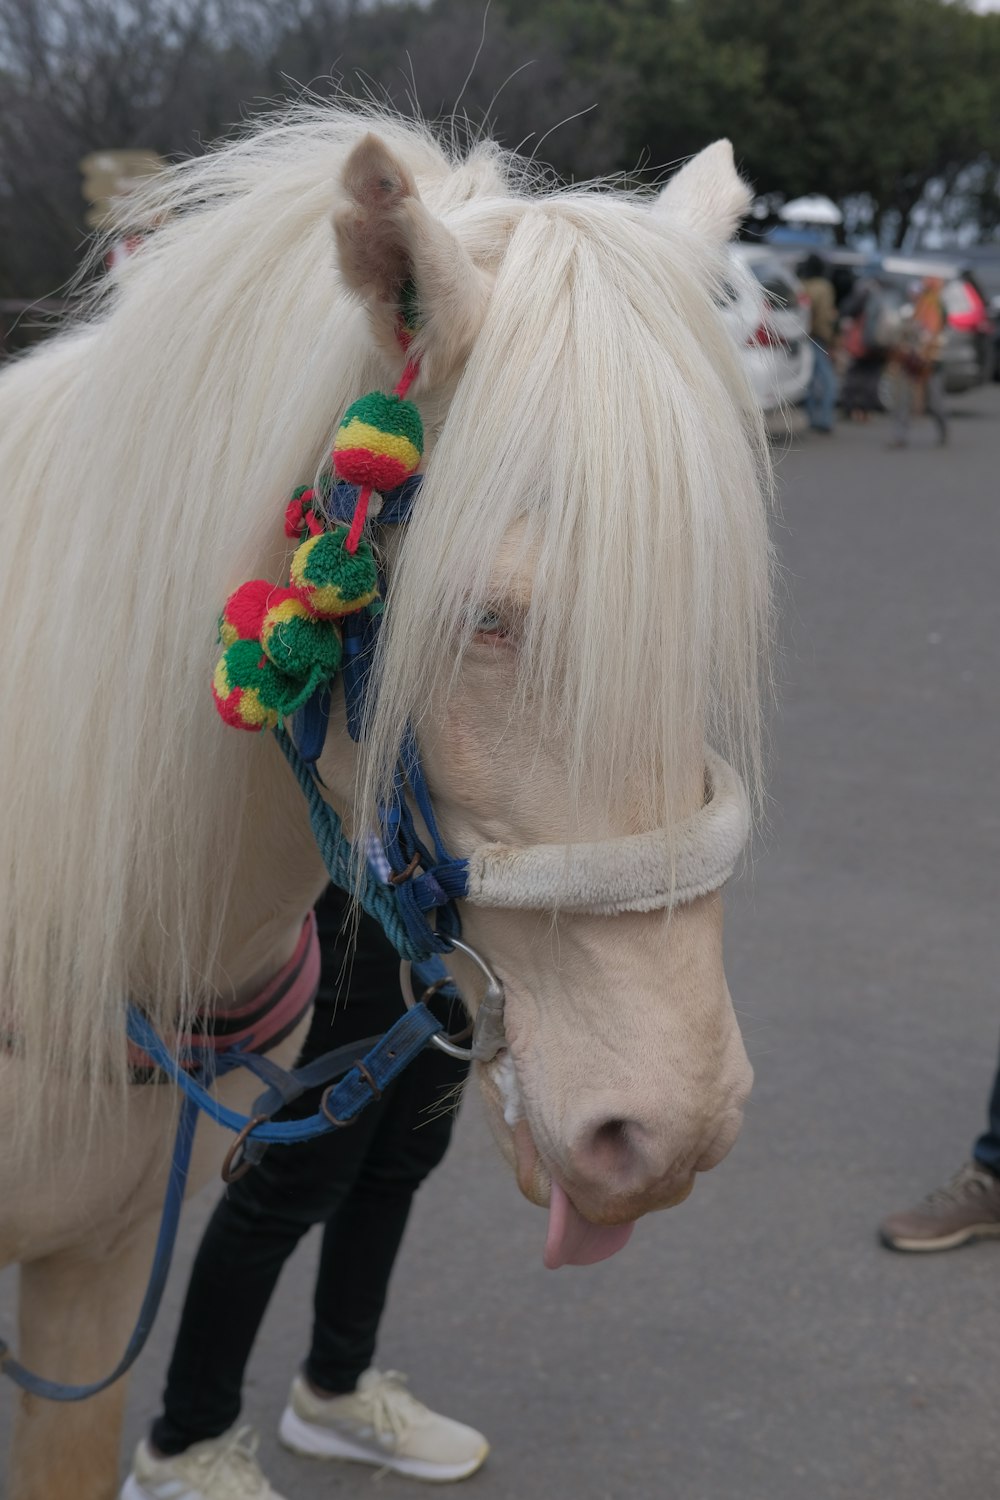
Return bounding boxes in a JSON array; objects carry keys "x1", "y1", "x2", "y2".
[
  {"x1": 415, "y1": 977, "x2": 473, "y2": 1048},
  {"x1": 220, "y1": 1114, "x2": 271, "y2": 1183},
  {"x1": 399, "y1": 936, "x2": 506, "y2": 1063}
]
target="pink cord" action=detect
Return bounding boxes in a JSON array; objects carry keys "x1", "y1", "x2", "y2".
[{"x1": 344, "y1": 484, "x2": 373, "y2": 554}]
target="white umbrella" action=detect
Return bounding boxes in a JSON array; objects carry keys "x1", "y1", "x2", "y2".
[{"x1": 779, "y1": 194, "x2": 843, "y2": 226}]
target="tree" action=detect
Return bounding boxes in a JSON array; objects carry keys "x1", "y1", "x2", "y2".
[
  {"x1": 498, "y1": 0, "x2": 1000, "y2": 244},
  {"x1": 0, "y1": 0, "x2": 270, "y2": 299},
  {"x1": 0, "y1": 0, "x2": 629, "y2": 313},
  {"x1": 1, "y1": 0, "x2": 998, "y2": 325},
  {"x1": 691, "y1": 0, "x2": 1000, "y2": 244}
]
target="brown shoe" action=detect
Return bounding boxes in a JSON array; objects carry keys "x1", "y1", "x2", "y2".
[{"x1": 880, "y1": 1161, "x2": 1000, "y2": 1252}]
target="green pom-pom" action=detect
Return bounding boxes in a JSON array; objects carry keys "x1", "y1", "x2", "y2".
[
  {"x1": 333, "y1": 391, "x2": 424, "y2": 491},
  {"x1": 289, "y1": 526, "x2": 379, "y2": 618},
  {"x1": 215, "y1": 637, "x2": 318, "y2": 720},
  {"x1": 338, "y1": 389, "x2": 423, "y2": 451},
  {"x1": 260, "y1": 591, "x2": 343, "y2": 676}
]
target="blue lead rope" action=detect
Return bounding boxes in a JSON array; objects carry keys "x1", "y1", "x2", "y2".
[
  {"x1": 125, "y1": 1002, "x2": 443, "y2": 1145},
  {"x1": 0, "y1": 1093, "x2": 200, "y2": 1402},
  {"x1": 0, "y1": 1001, "x2": 443, "y2": 1401}
]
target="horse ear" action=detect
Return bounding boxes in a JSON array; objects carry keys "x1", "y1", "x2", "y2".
[
  {"x1": 652, "y1": 140, "x2": 752, "y2": 245},
  {"x1": 333, "y1": 133, "x2": 492, "y2": 384}
]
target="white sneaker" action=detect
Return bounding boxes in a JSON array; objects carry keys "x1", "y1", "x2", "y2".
[
  {"x1": 278, "y1": 1369, "x2": 489, "y2": 1482},
  {"x1": 120, "y1": 1425, "x2": 287, "y2": 1500}
]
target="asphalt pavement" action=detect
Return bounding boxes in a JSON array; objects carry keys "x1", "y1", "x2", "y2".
[{"x1": 3, "y1": 384, "x2": 999, "y2": 1500}]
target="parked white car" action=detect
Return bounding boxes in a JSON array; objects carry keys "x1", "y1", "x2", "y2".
[{"x1": 720, "y1": 245, "x2": 814, "y2": 414}]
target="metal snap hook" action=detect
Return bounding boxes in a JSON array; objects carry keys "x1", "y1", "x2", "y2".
[{"x1": 399, "y1": 936, "x2": 506, "y2": 1062}]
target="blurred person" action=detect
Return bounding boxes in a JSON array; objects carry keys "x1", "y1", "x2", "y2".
[
  {"x1": 121, "y1": 885, "x2": 486, "y2": 1500},
  {"x1": 888, "y1": 276, "x2": 949, "y2": 448},
  {"x1": 839, "y1": 267, "x2": 895, "y2": 421},
  {"x1": 880, "y1": 1044, "x2": 1000, "y2": 1251},
  {"x1": 800, "y1": 253, "x2": 839, "y2": 433},
  {"x1": 828, "y1": 262, "x2": 858, "y2": 309}
]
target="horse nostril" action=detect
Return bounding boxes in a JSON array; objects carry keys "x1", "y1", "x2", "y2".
[
  {"x1": 565, "y1": 1091, "x2": 747, "y2": 1209},
  {"x1": 591, "y1": 1118, "x2": 630, "y2": 1152},
  {"x1": 568, "y1": 1108, "x2": 701, "y2": 1201},
  {"x1": 576, "y1": 1116, "x2": 646, "y2": 1182}
]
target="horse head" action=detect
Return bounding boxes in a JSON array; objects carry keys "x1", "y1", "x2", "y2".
[{"x1": 313, "y1": 131, "x2": 770, "y2": 1263}]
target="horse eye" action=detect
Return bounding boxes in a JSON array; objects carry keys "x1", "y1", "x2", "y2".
[{"x1": 476, "y1": 610, "x2": 505, "y2": 634}]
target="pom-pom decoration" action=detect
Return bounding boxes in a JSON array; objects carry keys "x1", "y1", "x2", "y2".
[
  {"x1": 333, "y1": 352, "x2": 423, "y2": 554},
  {"x1": 218, "y1": 578, "x2": 276, "y2": 648},
  {"x1": 284, "y1": 486, "x2": 325, "y2": 541},
  {"x1": 333, "y1": 392, "x2": 423, "y2": 494},
  {"x1": 289, "y1": 526, "x2": 378, "y2": 619},
  {"x1": 211, "y1": 326, "x2": 420, "y2": 734},
  {"x1": 212, "y1": 638, "x2": 319, "y2": 733},
  {"x1": 260, "y1": 588, "x2": 343, "y2": 678}
]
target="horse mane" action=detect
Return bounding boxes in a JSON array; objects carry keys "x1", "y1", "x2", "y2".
[
  {"x1": 362, "y1": 189, "x2": 773, "y2": 847},
  {"x1": 0, "y1": 102, "x2": 771, "y2": 1148}
]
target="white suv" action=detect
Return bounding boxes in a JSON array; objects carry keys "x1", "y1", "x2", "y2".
[{"x1": 720, "y1": 245, "x2": 814, "y2": 414}]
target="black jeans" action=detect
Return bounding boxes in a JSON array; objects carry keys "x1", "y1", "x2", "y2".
[
  {"x1": 151, "y1": 888, "x2": 468, "y2": 1456},
  {"x1": 973, "y1": 1038, "x2": 1000, "y2": 1177}
]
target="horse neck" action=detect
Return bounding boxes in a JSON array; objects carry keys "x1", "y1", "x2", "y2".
[{"x1": 204, "y1": 740, "x2": 330, "y2": 1012}]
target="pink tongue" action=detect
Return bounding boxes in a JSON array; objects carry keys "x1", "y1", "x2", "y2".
[{"x1": 544, "y1": 1180, "x2": 636, "y2": 1269}]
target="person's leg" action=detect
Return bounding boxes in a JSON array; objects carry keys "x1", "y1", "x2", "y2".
[
  {"x1": 972, "y1": 1042, "x2": 1000, "y2": 1177},
  {"x1": 305, "y1": 1042, "x2": 468, "y2": 1394},
  {"x1": 274, "y1": 906, "x2": 485, "y2": 1482},
  {"x1": 821, "y1": 346, "x2": 838, "y2": 429},
  {"x1": 879, "y1": 1038, "x2": 1000, "y2": 1251},
  {"x1": 150, "y1": 889, "x2": 402, "y2": 1455},
  {"x1": 925, "y1": 363, "x2": 948, "y2": 443},
  {"x1": 891, "y1": 366, "x2": 912, "y2": 443},
  {"x1": 808, "y1": 345, "x2": 836, "y2": 431},
  {"x1": 805, "y1": 351, "x2": 821, "y2": 429},
  {"x1": 842, "y1": 355, "x2": 870, "y2": 420},
  {"x1": 149, "y1": 1087, "x2": 385, "y2": 1454}
]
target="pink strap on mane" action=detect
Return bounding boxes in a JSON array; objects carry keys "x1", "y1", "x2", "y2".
[{"x1": 129, "y1": 913, "x2": 320, "y2": 1077}]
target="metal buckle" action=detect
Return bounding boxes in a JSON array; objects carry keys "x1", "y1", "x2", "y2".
[
  {"x1": 352, "y1": 1058, "x2": 383, "y2": 1101},
  {"x1": 320, "y1": 1083, "x2": 358, "y2": 1128},
  {"x1": 399, "y1": 936, "x2": 506, "y2": 1062},
  {"x1": 319, "y1": 1054, "x2": 385, "y2": 1127}
]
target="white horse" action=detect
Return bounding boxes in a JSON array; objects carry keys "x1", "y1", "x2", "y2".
[{"x1": 0, "y1": 106, "x2": 771, "y2": 1499}]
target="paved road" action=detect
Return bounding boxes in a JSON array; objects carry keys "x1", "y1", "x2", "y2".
[{"x1": 3, "y1": 387, "x2": 999, "y2": 1500}]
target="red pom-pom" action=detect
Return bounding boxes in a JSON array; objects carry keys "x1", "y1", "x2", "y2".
[{"x1": 219, "y1": 579, "x2": 275, "y2": 648}]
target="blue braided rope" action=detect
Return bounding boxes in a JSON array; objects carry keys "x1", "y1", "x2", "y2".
[{"x1": 272, "y1": 726, "x2": 440, "y2": 963}]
